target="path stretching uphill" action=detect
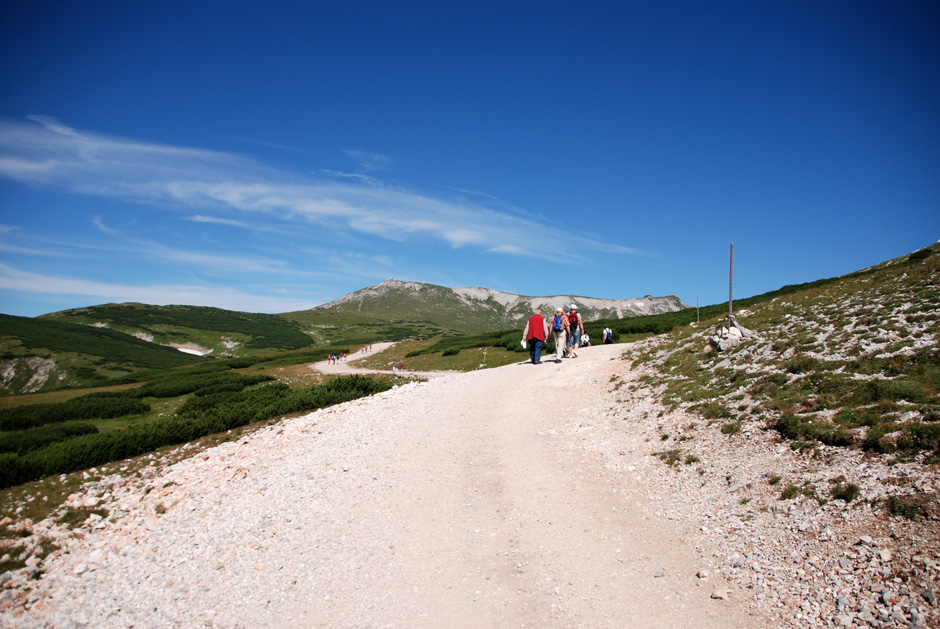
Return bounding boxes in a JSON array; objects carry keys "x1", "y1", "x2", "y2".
[
  {"x1": 312, "y1": 342, "x2": 450, "y2": 381},
  {"x1": 8, "y1": 343, "x2": 758, "y2": 628}
]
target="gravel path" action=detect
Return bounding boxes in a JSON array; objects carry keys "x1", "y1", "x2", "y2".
[{"x1": 8, "y1": 343, "x2": 757, "y2": 628}]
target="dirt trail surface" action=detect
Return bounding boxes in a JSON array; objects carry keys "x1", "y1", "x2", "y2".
[
  {"x1": 8, "y1": 344, "x2": 759, "y2": 628},
  {"x1": 312, "y1": 342, "x2": 450, "y2": 381}
]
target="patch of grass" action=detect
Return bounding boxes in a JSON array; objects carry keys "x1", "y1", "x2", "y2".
[
  {"x1": 790, "y1": 440, "x2": 819, "y2": 452},
  {"x1": 720, "y1": 420, "x2": 742, "y2": 435},
  {"x1": 768, "y1": 473, "x2": 782, "y2": 485},
  {"x1": 653, "y1": 449, "x2": 683, "y2": 467},
  {"x1": 780, "y1": 485, "x2": 799, "y2": 500},
  {"x1": 785, "y1": 355, "x2": 824, "y2": 374},
  {"x1": 830, "y1": 481, "x2": 861, "y2": 503},
  {"x1": 773, "y1": 414, "x2": 853, "y2": 447},
  {"x1": 885, "y1": 495, "x2": 923, "y2": 520},
  {"x1": 57, "y1": 506, "x2": 110, "y2": 527},
  {"x1": 0, "y1": 542, "x2": 27, "y2": 573},
  {"x1": 693, "y1": 401, "x2": 731, "y2": 420}
]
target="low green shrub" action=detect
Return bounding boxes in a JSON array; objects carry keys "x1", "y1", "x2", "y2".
[
  {"x1": 898, "y1": 423, "x2": 940, "y2": 453},
  {"x1": 863, "y1": 424, "x2": 898, "y2": 454},
  {"x1": 0, "y1": 393, "x2": 150, "y2": 431},
  {"x1": 133, "y1": 373, "x2": 274, "y2": 399},
  {"x1": 0, "y1": 375, "x2": 393, "y2": 490},
  {"x1": 0, "y1": 423, "x2": 98, "y2": 455},
  {"x1": 785, "y1": 356, "x2": 823, "y2": 374},
  {"x1": 885, "y1": 496, "x2": 922, "y2": 520},
  {"x1": 831, "y1": 482, "x2": 861, "y2": 502},
  {"x1": 692, "y1": 401, "x2": 731, "y2": 420},
  {"x1": 773, "y1": 414, "x2": 853, "y2": 447}
]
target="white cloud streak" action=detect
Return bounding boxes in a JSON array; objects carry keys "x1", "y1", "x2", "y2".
[
  {"x1": 0, "y1": 116, "x2": 640, "y2": 259},
  {"x1": 0, "y1": 263, "x2": 316, "y2": 313}
]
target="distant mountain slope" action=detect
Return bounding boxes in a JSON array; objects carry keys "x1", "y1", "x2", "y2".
[
  {"x1": 40, "y1": 303, "x2": 314, "y2": 357},
  {"x1": 315, "y1": 280, "x2": 688, "y2": 334},
  {"x1": 0, "y1": 313, "x2": 207, "y2": 394}
]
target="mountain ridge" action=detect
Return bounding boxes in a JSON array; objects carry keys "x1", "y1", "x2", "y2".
[{"x1": 315, "y1": 279, "x2": 687, "y2": 333}]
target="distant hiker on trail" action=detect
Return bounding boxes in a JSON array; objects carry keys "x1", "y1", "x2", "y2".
[
  {"x1": 522, "y1": 308, "x2": 549, "y2": 364},
  {"x1": 602, "y1": 326, "x2": 613, "y2": 344},
  {"x1": 550, "y1": 306, "x2": 569, "y2": 362},
  {"x1": 566, "y1": 305, "x2": 583, "y2": 358},
  {"x1": 581, "y1": 333, "x2": 590, "y2": 347}
]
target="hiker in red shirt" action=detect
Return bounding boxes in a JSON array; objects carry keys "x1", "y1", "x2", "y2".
[{"x1": 522, "y1": 308, "x2": 549, "y2": 364}]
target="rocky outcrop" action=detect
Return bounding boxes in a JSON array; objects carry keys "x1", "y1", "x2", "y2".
[
  {"x1": 0, "y1": 357, "x2": 65, "y2": 395},
  {"x1": 708, "y1": 315, "x2": 759, "y2": 352}
]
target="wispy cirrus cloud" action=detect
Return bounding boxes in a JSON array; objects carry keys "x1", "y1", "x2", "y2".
[
  {"x1": 0, "y1": 116, "x2": 640, "y2": 259},
  {"x1": 91, "y1": 218, "x2": 290, "y2": 274},
  {"x1": 0, "y1": 263, "x2": 317, "y2": 312},
  {"x1": 343, "y1": 149, "x2": 390, "y2": 171}
]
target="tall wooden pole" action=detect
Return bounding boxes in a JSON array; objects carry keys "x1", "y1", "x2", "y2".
[{"x1": 729, "y1": 242, "x2": 734, "y2": 324}]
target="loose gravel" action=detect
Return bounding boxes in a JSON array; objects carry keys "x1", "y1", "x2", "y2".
[{"x1": 2, "y1": 340, "x2": 937, "y2": 628}]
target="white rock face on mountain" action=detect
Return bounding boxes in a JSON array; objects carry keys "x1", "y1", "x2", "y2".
[
  {"x1": 318, "y1": 279, "x2": 688, "y2": 327},
  {"x1": 452, "y1": 286, "x2": 686, "y2": 318}
]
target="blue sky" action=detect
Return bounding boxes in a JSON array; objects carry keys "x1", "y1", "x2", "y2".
[{"x1": 1, "y1": 1, "x2": 938, "y2": 317}]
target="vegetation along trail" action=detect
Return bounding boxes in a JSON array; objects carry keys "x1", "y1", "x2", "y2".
[{"x1": 9, "y1": 342, "x2": 755, "y2": 628}]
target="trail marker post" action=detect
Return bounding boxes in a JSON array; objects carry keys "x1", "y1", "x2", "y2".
[{"x1": 729, "y1": 242, "x2": 734, "y2": 326}]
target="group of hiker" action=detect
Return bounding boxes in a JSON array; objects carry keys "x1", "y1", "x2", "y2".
[
  {"x1": 326, "y1": 353, "x2": 346, "y2": 365},
  {"x1": 522, "y1": 305, "x2": 615, "y2": 364},
  {"x1": 522, "y1": 304, "x2": 614, "y2": 365}
]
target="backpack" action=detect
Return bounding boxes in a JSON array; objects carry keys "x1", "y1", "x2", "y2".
[
  {"x1": 568, "y1": 312, "x2": 580, "y2": 331},
  {"x1": 553, "y1": 315, "x2": 564, "y2": 331}
]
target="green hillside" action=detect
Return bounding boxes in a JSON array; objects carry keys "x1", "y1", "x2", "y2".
[
  {"x1": 42, "y1": 303, "x2": 314, "y2": 354},
  {"x1": 313, "y1": 281, "x2": 512, "y2": 333},
  {"x1": 0, "y1": 313, "x2": 208, "y2": 394},
  {"x1": 279, "y1": 308, "x2": 457, "y2": 345}
]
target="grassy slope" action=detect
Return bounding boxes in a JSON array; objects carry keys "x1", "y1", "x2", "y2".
[
  {"x1": 626, "y1": 244, "x2": 940, "y2": 462},
  {"x1": 310, "y1": 282, "x2": 512, "y2": 334},
  {"x1": 279, "y1": 308, "x2": 457, "y2": 344}
]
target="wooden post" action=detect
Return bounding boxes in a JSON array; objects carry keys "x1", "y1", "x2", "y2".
[{"x1": 729, "y1": 242, "x2": 734, "y2": 324}]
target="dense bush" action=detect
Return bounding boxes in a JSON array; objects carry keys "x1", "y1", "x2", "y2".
[
  {"x1": 176, "y1": 375, "x2": 390, "y2": 426},
  {"x1": 0, "y1": 422, "x2": 98, "y2": 455},
  {"x1": 132, "y1": 373, "x2": 274, "y2": 399},
  {"x1": 0, "y1": 393, "x2": 150, "y2": 431}
]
